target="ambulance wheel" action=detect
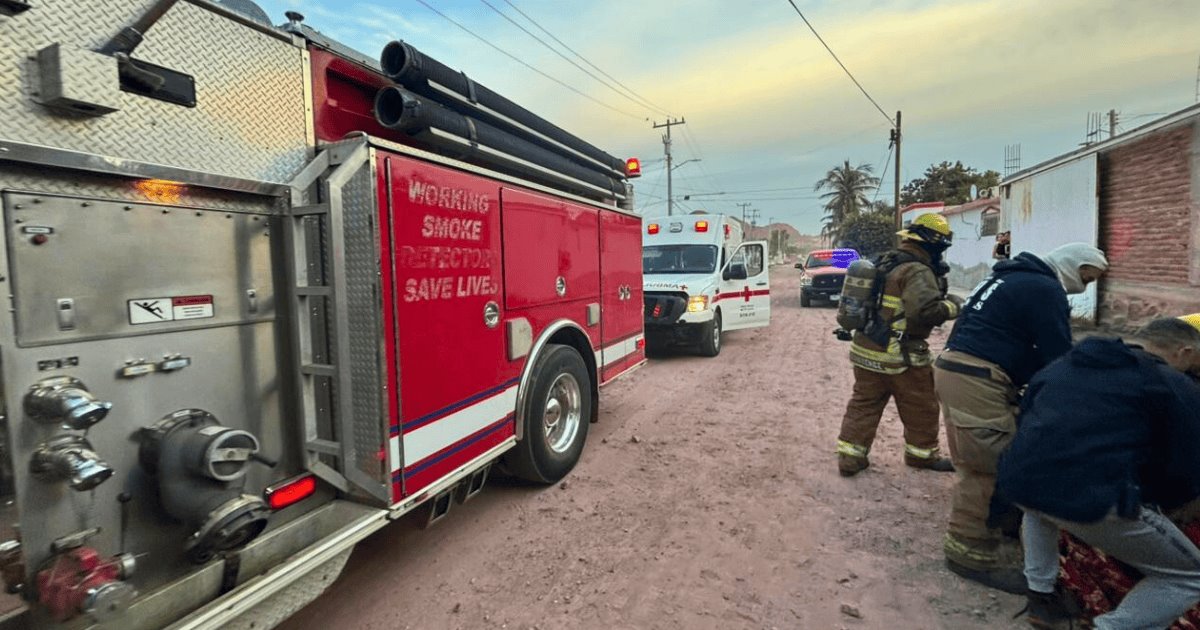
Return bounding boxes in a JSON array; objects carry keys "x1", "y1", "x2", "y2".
[
  {"x1": 698, "y1": 311, "x2": 722, "y2": 357},
  {"x1": 800, "y1": 293, "x2": 811, "y2": 307},
  {"x1": 504, "y1": 344, "x2": 592, "y2": 484}
]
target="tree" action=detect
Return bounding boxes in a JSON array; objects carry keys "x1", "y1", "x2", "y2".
[
  {"x1": 814, "y1": 160, "x2": 880, "y2": 243},
  {"x1": 838, "y1": 212, "x2": 896, "y2": 259},
  {"x1": 900, "y1": 161, "x2": 1000, "y2": 207}
]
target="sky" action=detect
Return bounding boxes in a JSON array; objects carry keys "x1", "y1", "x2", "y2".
[{"x1": 256, "y1": 0, "x2": 1200, "y2": 234}]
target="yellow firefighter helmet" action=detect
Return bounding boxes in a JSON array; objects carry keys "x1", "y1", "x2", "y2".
[
  {"x1": 897, "y1": 212, "x2": 953, "y2": 246},
  {"x1": 1180, "y1": 313, "x2": 1200, "y2": 334}
]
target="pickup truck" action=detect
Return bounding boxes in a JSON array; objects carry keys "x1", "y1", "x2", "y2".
[{"x1": 797, "y1": 248, "x2": 860, "y2": 307}]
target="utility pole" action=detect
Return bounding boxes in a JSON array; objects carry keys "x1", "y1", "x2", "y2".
[
  {"x1": 1108, "y1": 109, "x2": 1119, "y2": 139},
  {"x1": 736, "y1": 202, "x2": 752, "y2": 225},
  {"x1": 653, "y1": 118, "x2": 686, "y2": 216},
  {"x1": 891, "y1": 110, "x2": 902, "y2": 232}
]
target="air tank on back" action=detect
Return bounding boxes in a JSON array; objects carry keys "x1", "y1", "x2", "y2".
[{"x1": 836, "y1": 258, "x2": 879, "y2": 333}]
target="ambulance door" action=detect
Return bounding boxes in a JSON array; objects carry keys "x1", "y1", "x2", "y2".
[{"x1": 718, "y1": 241, "x2": 771, "y2": 330}]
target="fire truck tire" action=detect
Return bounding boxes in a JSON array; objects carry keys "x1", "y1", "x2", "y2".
[
  {"x1": 698, "y1": 310, "x2": 722, "y2": 357},
  {"x1": 504, "y1": 344, "x2": 592, "y2": 484}
]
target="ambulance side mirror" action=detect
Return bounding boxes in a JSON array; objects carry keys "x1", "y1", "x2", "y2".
[
  {"x1": 794, "y1": 262, "x2": 804, "y2": 269},
  {"x1": 724, "y1": 263, "x2": 748, "y2": 281}
]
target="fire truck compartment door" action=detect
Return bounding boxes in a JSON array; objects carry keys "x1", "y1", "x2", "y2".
[
  {"x1": 719, "y1": 241, "x2": 771, "y2": 331},
  {"x1": 500, "y1": 188, "x2": 600, "y2": 310},
  {"x1": 3, "y1": 191, "x2": 274, "y2": 347},
  {"x1": 599, "y1": 210, "x2": 643, "y2": 377}
]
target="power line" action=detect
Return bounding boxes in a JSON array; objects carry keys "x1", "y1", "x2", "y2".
[
  {"x1": 478, "y1": 0, "x2": 656, "y2": 119},
  {"x1": 412, "y1": 0, "x2": 644, "y2": 120},
  {"x1": 873, "y1": 142, "x2": 894, "y2": 203},
  {"x1": 499, "y1": 0, "x2": 674, "y2": 117},
  {"x1": 784, "y1": 0, "x2": 894, "y2": 127}
]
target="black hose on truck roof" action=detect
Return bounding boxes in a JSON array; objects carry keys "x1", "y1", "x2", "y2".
[
  {"x1": 374, "y1": 86, "x2": 625, "y2": 198},
  {"x1": 380, "y1": 40, "x2": 628, "y2": 179}
]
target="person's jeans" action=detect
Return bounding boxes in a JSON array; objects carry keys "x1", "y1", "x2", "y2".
[{"x1": 1022, "y1": 506, "x2": 1200, "y2": 630}]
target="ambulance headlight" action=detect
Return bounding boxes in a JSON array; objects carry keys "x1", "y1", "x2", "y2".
[
  {"x1": 800, "y1": 276, "x2": 813, "y2": 286},
  {"x1": 687, "y1": 295, "x2": 709, "y2": 312}
]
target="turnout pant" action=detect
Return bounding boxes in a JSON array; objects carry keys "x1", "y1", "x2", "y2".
[
  {"x1": 1023, "y1": 507, "x2": 1200, "y2": 630},
  {"x1": 837, "y1": 365, "x2": 942, "y2": 461},
  {"x1": 934, "y1": 350, "x2": 1018, "y2": 569}
]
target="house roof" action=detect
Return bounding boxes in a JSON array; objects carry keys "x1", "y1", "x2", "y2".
[
  {"x1": 1002, "y1": 101, "x2": 1200, "y2": 184},
  {"x1": 942, "y1": 196, "x2": 999, "y2": 217},
  {"x1": 900, "y1": 201, "x2": 944, "y2": 213}
]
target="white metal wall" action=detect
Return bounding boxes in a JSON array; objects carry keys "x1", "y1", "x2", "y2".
[
  {"x1": 944, "y1": 208, "x2": 996, "y2": 292},
  {"x1": 1001, "y1": 154, "x2": 1100, "y2": 321}
]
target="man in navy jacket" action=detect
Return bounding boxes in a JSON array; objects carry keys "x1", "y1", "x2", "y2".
[
  {"x1": 935, "y1": 243, "x2": 1107, "y2": 592},
  {"x1": 997, "y1": 318, "x2": 1200, "y2": 629}
]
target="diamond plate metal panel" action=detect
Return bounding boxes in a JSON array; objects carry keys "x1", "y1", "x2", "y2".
[
  {"x1": 0, "y1": 0, "x2": 309, "y2": 183},
  {"x1": 223, "y1": 549, "x2": 352, "y2": 630},
  {"x1": 339, "y1": 160, "x2": 387, "y2": 484}
]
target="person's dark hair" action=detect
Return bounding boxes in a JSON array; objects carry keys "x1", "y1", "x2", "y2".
[{"x1": 1134, "y1": 318, "x2": 1200, "y2": 349}]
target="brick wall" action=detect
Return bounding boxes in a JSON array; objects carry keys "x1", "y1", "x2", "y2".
[{"x1": 1097, "y1": 123, "x2": 1199, "y2": 329}]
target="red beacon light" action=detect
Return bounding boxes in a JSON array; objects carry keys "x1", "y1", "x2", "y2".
[
  {"x1": 694, "y1": 220, "x2": 709, "y2": 233},
  {"x1": 625, "y1": 157, "x2": 642, "y2": 178},
  {"x1": 647, "y1": 223, "x2": 660, "y2": 235}
]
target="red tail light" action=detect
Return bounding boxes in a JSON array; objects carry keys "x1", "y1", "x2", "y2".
[
  {"x1": 265, "y1": 474, "x2": 317, "y2": 510},
  {"x1": 724, "y1": 224, "x2": 731, "y2": 237},
  {"x1": 694, "y1": 220, "x2": 709, "y2": 232},
  {"x1": 647, "y1": 223, "x2": 660, "y2": 235},
  {"x1": 652, "y1": 304, "x2": 663, "y2": 318},
  {"x1": 636, "y1": 338, "x2": 645, "y2": 349}
]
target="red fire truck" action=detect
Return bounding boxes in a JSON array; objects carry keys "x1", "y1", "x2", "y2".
[{"x1": 0, "y1": 1, "x2": 643, "y2": 627}]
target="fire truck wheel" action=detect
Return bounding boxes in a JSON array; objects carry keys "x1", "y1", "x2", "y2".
[
  {"x1": 505, "y1": 344, "x2": 592, "y2": 484},
  {"x1": 698, "y1": 310, "x2": 722, "y2": 357}
]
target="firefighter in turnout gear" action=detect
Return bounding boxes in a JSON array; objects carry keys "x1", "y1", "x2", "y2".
[{"x1": 836, "y1": 213, "x2": 963, "y2": 477}]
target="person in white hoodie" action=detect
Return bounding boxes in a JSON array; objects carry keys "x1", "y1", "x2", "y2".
[{"x1": 935, "y1": 242, "x2": 1109, "y2": 594}]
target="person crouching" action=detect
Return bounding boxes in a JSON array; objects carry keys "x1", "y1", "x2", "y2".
[{"x1": 997, "y1": 318, "x2": 1200, "y2": 629}]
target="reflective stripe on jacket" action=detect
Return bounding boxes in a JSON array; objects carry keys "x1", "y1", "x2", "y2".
[{"x1": 849, "y1": 242, "x2": 959, "y2": 374}]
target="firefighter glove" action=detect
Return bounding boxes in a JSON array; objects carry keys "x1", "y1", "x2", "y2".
[{"x1": 943, "y1": 294, "x2": 964, "y2": 319}]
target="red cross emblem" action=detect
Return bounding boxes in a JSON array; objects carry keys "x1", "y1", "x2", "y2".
[{"x1": 742, "y1": 285, "x2": 752, "y2": 302}]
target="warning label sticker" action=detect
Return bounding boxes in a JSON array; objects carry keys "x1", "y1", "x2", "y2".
[{"x1": 128, "y1": 295, "x2": 214, "y2": 325}]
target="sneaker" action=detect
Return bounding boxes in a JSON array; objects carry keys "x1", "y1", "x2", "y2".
[
  {"x1": 1024, "y1": 589, "x2": 1077, "y2": 629},
  {"x1": 905, "y1": 455, "x2": 955, "y2": 472},
  {"x1": 838, "y1": 454, "x2": 869, "y2": 477},
  {"x1": 945, "y1": 559, "x2": 1028, "y2": 594}
]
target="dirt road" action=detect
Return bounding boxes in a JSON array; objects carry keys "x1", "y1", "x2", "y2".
[{"x1": 280, "y1": 271, "x2": 1026, "y2": 630}]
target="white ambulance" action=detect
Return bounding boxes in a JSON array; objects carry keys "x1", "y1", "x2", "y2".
[{"x1": 641, "y1": 214, "x2": 771, "y2": 356}]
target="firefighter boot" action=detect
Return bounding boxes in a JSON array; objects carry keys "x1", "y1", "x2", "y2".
[
  {"x1": 944, "y1": 533, "x2": 1027, "y2": 595},
  {"x1": 1024, "y1": 589, "x2": 1078, "y2": 630},
  {"x1": 904, "y1": 454, "x2": 955, "y2": 472},
  {"x1": 838, "y1": 453, "x2": 870, "y2": 477}
]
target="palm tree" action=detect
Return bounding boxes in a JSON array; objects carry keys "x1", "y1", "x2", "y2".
[{"x1": 814, "y1": 160, "x2": 880, "y2": 242}]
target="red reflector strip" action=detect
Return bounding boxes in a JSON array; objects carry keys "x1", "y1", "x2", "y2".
[
  {"x1": 265, "y1": 475, "x2": 317, "y2": 510},
  {"x1": 636, "y1": 338, "x2": 645, "y2": 349}
]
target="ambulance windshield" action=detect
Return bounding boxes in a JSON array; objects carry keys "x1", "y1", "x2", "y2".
[{"x1": 643, "y1": 245, "x2": 719, "y2": 274}]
